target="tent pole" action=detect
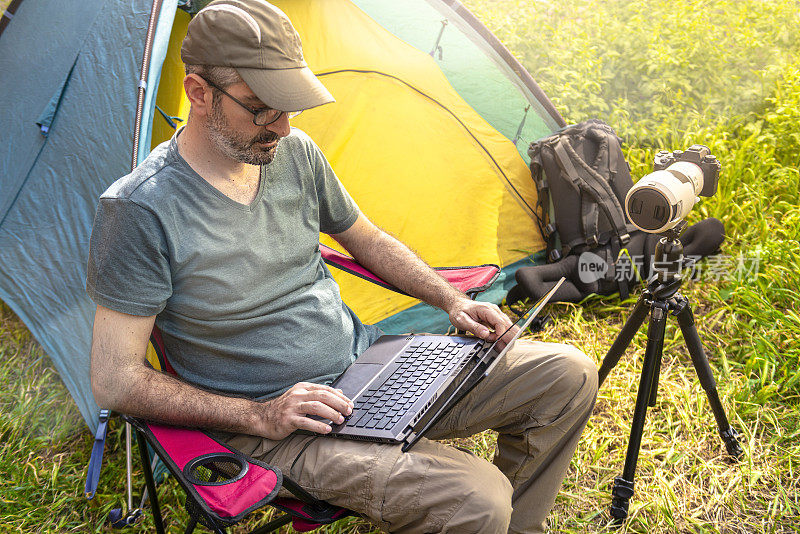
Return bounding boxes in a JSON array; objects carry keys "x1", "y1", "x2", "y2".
[
  {"x1": 0, "y1": 0, "x2": 25, "y2": 38},
  {"x1": 441, "y1": 0, "x2": 567, "y2": 128},
  {"x1": 131, "y1": 0, "x2": 165, "y2": 171},
  {"x1": 125, "y1": 0, "x2": 165, "y2": 515}
]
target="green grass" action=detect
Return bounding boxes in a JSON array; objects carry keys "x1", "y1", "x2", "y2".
[{"x1": 1, "y1": 0, "x2": 799, "y2": 531}]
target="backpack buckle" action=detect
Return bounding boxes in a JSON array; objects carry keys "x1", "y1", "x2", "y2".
[
  {"x1": 548, "y1": 249, "x2": 562, "y2": 262},
  {"x1": 545, "y1": 222, "x2": 557, "y2": 236},
  {"x1": 619, "y1": 233, "x2": 631, "y2": 245}
]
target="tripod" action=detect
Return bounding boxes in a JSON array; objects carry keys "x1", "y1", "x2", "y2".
[{"x1": 597, "y1": 224, "x2": 743, "y2": 523}]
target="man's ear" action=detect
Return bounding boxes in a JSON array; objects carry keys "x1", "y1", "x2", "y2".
[{"x1": 184, "y1": 74, "x2": 212, "y2": 117}]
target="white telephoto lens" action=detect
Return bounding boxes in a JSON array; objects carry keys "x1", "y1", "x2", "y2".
[{"x1": 625, "y1": 162, "x2": 704, "y2": 233}]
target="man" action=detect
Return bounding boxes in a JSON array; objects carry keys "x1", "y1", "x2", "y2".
[{"x1": 87, "y1": 1, "x2": 597, "y2": 532}]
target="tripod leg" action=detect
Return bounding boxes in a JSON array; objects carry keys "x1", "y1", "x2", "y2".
[
  {"x1": 648, "y1": 351, "x2": 662, "y2": 407},
  {"x1": 610, "y1": 302, "x2": 668, "y2": 523},
  {"x1": 599, "y1": 294, "x2": 651, "y2": 385},
  {"x1": 675, "y1": 302, "x2": 743, "y2": 459}
]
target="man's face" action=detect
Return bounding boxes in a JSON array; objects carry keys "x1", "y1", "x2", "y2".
[{"x1": 205, "y1": 82, "x2": 287, "y2": 166}]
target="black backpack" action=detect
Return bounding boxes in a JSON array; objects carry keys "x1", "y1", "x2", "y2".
[
  {"x1": 529, "y1": 119, "x2": 639, "y2": 299},
  {"x1": 512, "y1": 119, "x2": 725, "y2": 306}
]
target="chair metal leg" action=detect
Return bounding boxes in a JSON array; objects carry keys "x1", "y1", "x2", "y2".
[
  {"x1": 125, "y1": 422, "x2": 134, "y2": 511},
  {"x1": 135, "y1": 428, "x2": 166, "y2": 534},
  {"x1": 248, "y1": 513, "x2": 293, "y2": 534}
]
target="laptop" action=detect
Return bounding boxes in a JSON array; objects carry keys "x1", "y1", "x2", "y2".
[{"x1": 313, "y1": 278, "x2": 565, "y2": 451}]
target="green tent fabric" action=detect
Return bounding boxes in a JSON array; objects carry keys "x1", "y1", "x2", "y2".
[{"x1": 353, "y1": 0, "x2": 560, "y2": 155}]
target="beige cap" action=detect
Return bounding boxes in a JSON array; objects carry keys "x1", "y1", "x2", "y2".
[{"x1": 181, "y1": 0, "x2": 334, "y2": 112}]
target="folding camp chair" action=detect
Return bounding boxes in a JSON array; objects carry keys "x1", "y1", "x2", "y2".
[{"x1": 85, "y1": 245, "x2": 500, "y2": 533}]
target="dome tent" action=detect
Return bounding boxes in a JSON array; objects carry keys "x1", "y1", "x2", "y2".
[{"x1": 0, "y1": 0, "x2": 564, "y2": 431}]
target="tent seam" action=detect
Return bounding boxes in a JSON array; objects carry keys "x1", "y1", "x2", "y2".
[{"x1": 317, "y1": 68, "x2": 543, "y2": 228}]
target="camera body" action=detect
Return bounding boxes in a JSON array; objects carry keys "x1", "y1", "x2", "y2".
[
  {"x1": 653, "y1": 145, "x2": 721, "y2": 197},
  {"x1": 625, "y1": 144, "x2": 721, "y2": 233}
]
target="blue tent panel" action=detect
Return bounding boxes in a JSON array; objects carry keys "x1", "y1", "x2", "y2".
[{"x1": 0, "y1": 0, "x2": 177, "y2": 432}]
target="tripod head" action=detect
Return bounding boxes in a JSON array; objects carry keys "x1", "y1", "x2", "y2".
[{"x1": 648, "y1": 220, "x2": 688, "y2": 300}]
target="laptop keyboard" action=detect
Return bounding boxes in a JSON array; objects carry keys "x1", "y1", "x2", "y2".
[{"x1": 345, "y1": 341, "x2": 468, "y2": 431}]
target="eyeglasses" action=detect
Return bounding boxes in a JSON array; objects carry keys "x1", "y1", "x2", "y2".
[{"x1": 201, "y1": 77, "x2": 302, "y2": 126}]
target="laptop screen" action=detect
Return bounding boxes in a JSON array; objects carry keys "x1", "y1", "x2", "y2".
[{"x1": 480, "y1": 277, "x2": 565, "y2": 364}]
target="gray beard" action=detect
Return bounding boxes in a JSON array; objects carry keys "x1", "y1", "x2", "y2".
[{"x1": 206, "y1": 104, "x2": 280, "y2": 165}]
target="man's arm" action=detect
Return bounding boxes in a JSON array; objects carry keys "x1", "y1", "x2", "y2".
[
  {"x1": 330, "y1": 214, "x2": 512, "y2": 339},
  {"x1": 90, "y1": 304, "x2": 352, "y2": 439}
]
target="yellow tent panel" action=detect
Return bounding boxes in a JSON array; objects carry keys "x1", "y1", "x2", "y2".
[{"x1": 154, "y1": 0, "x2": 544, "y2": 325}]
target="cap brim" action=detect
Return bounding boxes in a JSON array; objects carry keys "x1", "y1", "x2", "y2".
[{"x1": 237, "y1": 66, "x2": 334, "y2": 112}]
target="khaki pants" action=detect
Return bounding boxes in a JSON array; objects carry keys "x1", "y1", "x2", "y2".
[{"x1": 219, "y1": 340, "x2": 598, "y2": 533}]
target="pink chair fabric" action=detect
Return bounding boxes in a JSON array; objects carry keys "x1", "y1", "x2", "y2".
[
  {"x1": 319, "y1": 244, "x2": 500, "y2": 296},
  {"x1": 147, "y1": 424, "x2": 281, "y2": 519}
]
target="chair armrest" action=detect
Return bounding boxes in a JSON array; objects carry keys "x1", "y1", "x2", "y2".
[
  {"x1": 320, "y1": 244, "x2": 500, "y2": 298},
  {"x1": 123, "y1": 416, "x2": 282, "y2": 525},
  {"x1": 123, "y1": 415, "x2": 355, "y2": 531}
]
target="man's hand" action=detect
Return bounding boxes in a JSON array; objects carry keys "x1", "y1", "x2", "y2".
[
  {"x1": 447, "y1": 297, "x2": 513, "y2": 342},
  {"x1": 258, "y1": 382, "x2": 354, "y2": 440}
]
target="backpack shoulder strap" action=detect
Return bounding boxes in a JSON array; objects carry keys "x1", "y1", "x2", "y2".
[
  {"x1": 551, "y1": 130, "x2": 631, "y2": 248},
  {"x1": 530, "y1": 144, "x2": 561, "y2": 261}
]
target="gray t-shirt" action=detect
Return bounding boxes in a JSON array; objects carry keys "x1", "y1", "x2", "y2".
[{"x1": 86, "y1": 128, "x2": 381, "y2": 399}]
